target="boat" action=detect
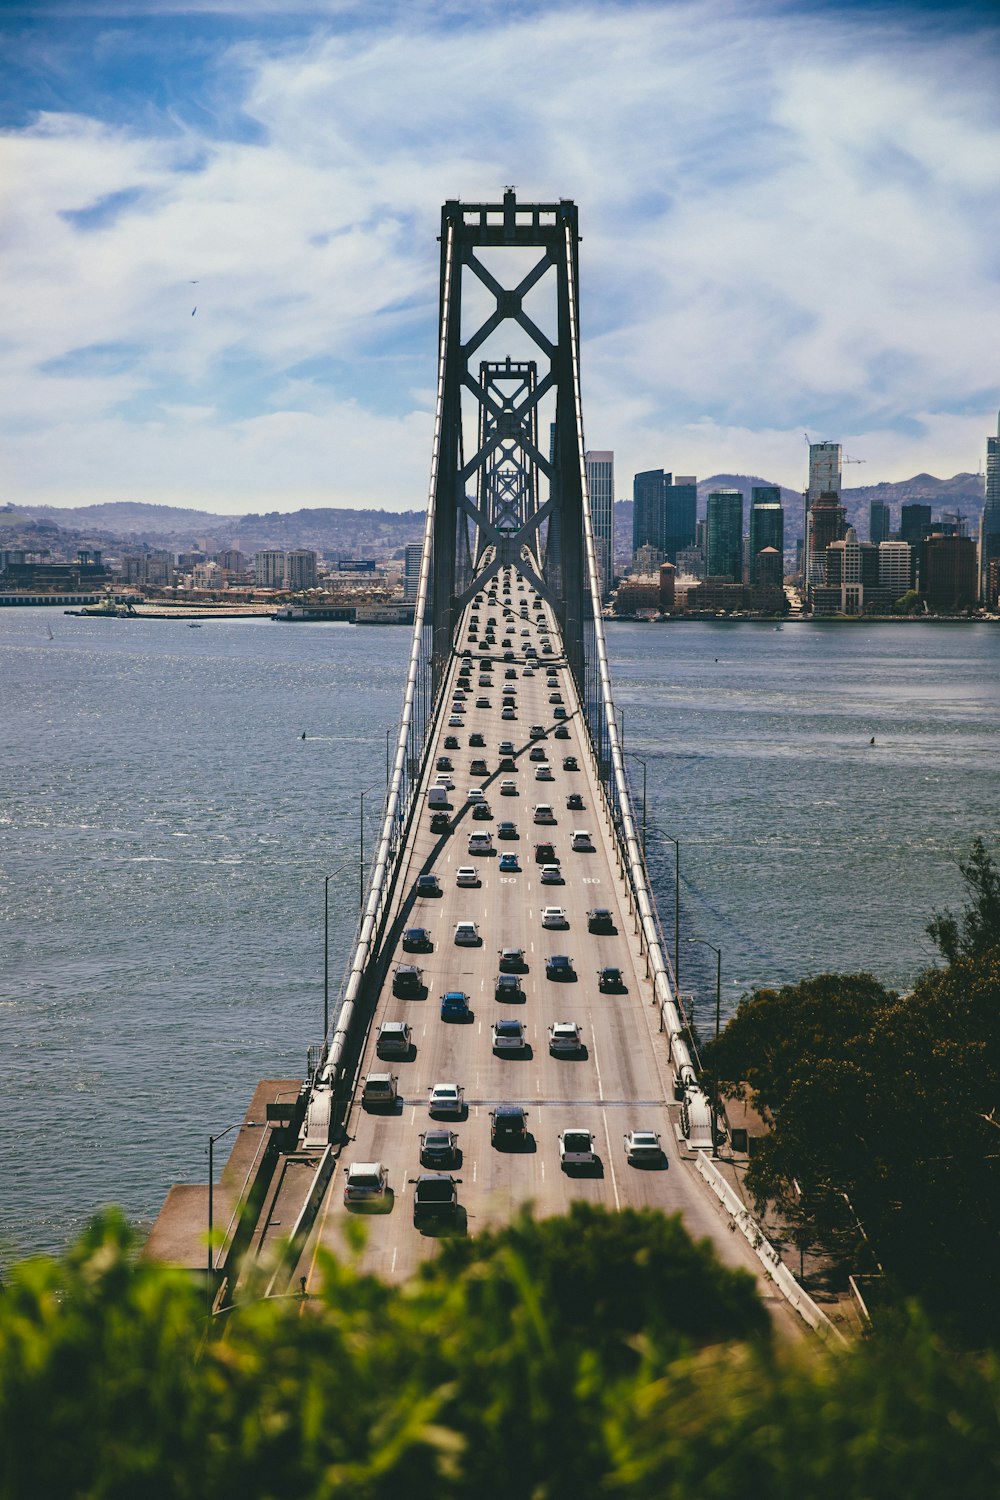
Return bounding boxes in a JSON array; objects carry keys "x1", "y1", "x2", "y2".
[{"x1": 188, "y1": 622, "x2": 203, "y2": 629}]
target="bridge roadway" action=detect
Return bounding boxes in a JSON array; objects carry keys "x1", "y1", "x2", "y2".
[{"x1": 298, "y1": 567, "x2": 793, "y2": 1325}]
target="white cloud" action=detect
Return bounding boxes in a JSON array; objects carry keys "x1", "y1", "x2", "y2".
[{"x1": 1, "y1": 0, "x2": 998, "y2": 510}]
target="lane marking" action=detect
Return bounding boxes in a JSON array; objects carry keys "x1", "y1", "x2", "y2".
[
  {"x1": 591, "y1": 1030, "x2": 605, "y2": 1101},
  {"x1": 601, "y1": 1113, "x2": 622, "y2": 1211}
]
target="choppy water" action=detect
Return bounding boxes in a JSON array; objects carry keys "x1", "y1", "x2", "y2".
[{"x1": 1, "y1": 609, "x2": 997, "y2": 1260}]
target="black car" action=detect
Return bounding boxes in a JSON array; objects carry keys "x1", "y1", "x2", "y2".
[
  {"x1": 436, "y1": 755, "x2": 453, "y2": 771},
  {"x1": 415, "y1": 874, "x2": 441, "y2": 897},
  {"x1": 444, "y1": 735, "x2": 459, "y2": 750},
  {"x1": 393, "y1": 964, "x2": 423, "y2": 997},
  {"x1": 402, "y1": 927, "x2": 432, "y2": 953},
  {"x1": 472, "y1": 802, "x2": 492, "y2": 821},
  {"x1": 490, "y1": 1104, "x2": 529, "y2": 1147},
  {"x1": 598, "y1": 965, "x2": 626, "y2": 993},
  {"x1": 499, "y1": 756, "x2": 517, "y2": 771},
  {"x1": 430, "y1": 811, "x2": 450, "y2": 833},
  {"x1": 412, "y1": 1172, "x2": 461, "y2": 1227},
  {"x1": 566, "y1": 792, "x2": 585, "y2": 810},
  {"x1": 587, "y1": 908, "x2": 615, "y2": 934},
  {"x1": 498, "y1": 947, "x2": 526, "y2": 973},
  {"x1": 495, "y1": 973, "x2": 524, "y2": 1003},
  {"x1": 469, "y1": 732, "x2": 486, "y2": 748},
  {"x1": 419, "y1": 1129, "x2": 459, "y2": 1168},
  {"x1": 562, "y1": 755, "x2": 578, "y2": 771},
  {"x1": 553, "y1": 726, "x2": 571, "y2": 739}
]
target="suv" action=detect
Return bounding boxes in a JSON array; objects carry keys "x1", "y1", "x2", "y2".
[
  {"x1": 495, "y1": 972, "x2": 524, "y2": 1002},
  {"x1": 343, "y1": 1161, "x2": 388, "y2": 1206},
  {"x1": 392, "y1": 965, "x2": 423, "y2": 997},
  {"x1": 377, "y1": 1021, "x2": 412, "y2": 1058},
  {"x1": 587, "y1": 908, "x2": 615, "y2": 934},
  {"x1": 490, "y1": 1104, "x2": 529, "y2": 1147},
  {"x1": 440, "y1": 990, "x2": 471, "y2": 1021},
  {"x1": 361, "y1": 1072, "x2": 398, "y2": 1111},
  {"x1": 402, "y1": 926, "x2": 432, "y2": 953},
  {"x1": 498, "y1": 946, "x2": 526, "y2": 972},
  {"x1": 548, "y1": 1020, "x2": 583, "y2": 1054},
  {"x1": 412, "y1": 1173, "x2": 461, "y2": 1227},
  {"x1": 534, "y1": 841, "x2": 556, "y2": 864}
]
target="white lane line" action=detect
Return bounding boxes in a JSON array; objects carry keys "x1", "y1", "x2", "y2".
[
  {"x1": 391, "y1": 1246, "x2": 398, "y2": 1275},
  {"x1": 472, "y1": 1160, "x2": 478, "y2": 1183},
  {"x1": 540, "y1": 1158, "x2": 545, "y2": 1181},
  {"x1": 601, "y1": 1114, "x2": 622, "y2": 1211},
  {"x1": 591, "y1": 1030, "x2": 605, "y2": 1101}
]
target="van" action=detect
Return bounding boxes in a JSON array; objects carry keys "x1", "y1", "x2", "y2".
[{"x1": 428, "y1": 786, "x2": 449, "y2": 808}]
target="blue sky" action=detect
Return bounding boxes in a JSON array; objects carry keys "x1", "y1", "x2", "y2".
[{"x1": 2, "y1": 0, "x2": 999, "y2": 513}]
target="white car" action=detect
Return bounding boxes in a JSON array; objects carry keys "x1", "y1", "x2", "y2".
[
  {"x1": 467, "y1": 788, "x2": 485, "y2": 803},
  {"x1": 558, "y1": 1129, "x2": 595, "y2": 1168},
  {"x1": 533, "y1": 804, "x2": 556, "y2": 824},
  {"x1": 467, "y1": 832, "x2": 493, "y2": 855},
  {"x1": 454, "y1": 921, "x2": 480, "y2": 945},
  {"x1": 623, "y1": 1129, "x2": 664, "y2": 1165},
  {"x1": 539, "y1": 865, "x2": 563, "y2": 885},
  {"x1": 548, "y1": 1021, "x2": 583, "y2": 1054},
  {"x1": 456, "y1": 866, "x2": 479, "y2": 887},
  {"x1": 448, "y1": 715, "x2": 463, "y2": 727},
  {"x1": 434, "y1": 774, "x2": 455, "y2": 790},
  {"x1": 491, "y1": 1017, "x2": 527, "y2": 1052},
  {"x1": 343, "y1": 1161, "x2": 389, "y2": 1205},
  {"x1": 541, "y1": 906, "x2": 567, "y2": 928},
  {"x1": 571, "y1": 830, "x2": 594, "y2": 852},
  {"x1": 428, "y1": 1082, "x2": 465, "y2": 1116},
  {"x1": 535, "y1": 766, "x2": 554, "y2": 781},
  {"x1": 500, "y1": 779, "x2": 518, "y2": 796}
]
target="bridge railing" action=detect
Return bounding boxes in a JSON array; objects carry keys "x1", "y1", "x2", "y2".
[
  {"x1": 301, "y1": 221, "x2": 456, "y2": 1146},
  {"x1": 561, "y1": 218, "x2": 699, "y2": 1098}
]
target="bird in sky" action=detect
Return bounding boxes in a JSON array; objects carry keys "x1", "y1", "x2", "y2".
[{"x1": 192, "y1": 307, "x2": 197, "y2": 316}]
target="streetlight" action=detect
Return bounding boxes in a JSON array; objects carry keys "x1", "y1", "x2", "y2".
[
  {"x1": 359, "y1": 780, "x2": 381, "y2": 913},
  {"x1": 623, "y1": 750, "x2": 647, "y2": 854},
  {"x1": 207, "y1": 1119, "x2": 263, "y2": 1311},
  {"x1": 324, "y1": 860, "x2": 352, "y2": 1041},
  {"x1": 687, "y1": 936, "x2": 722, "y2": 1159},
  {"x1": 646, "y1": 828, "x2": 681, "y2": 1002}
]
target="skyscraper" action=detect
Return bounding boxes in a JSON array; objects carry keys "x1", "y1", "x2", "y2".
[
  {"x1": 585, "y1": 450, "x2": 614, "y2": 597},
  {"x1": 870, "y1": 500, "x2": 890, "y2": 545},
  {"x1": 749, "y1": 486, "x2": 784, "y2": 584},
  {"x1": 667, "y1": 476, "x2": 698, "y2": 561},
  {"x1": 403, "y1": 542, "x2": 422, "y2": 601},
  {"x1": 631, "y1": 470, "x2": 697, "y2": 564},
  {"x1": 980, "y1": 410, "x2": 1000, "y2": 604},
  {"x1": 706, "y1": 489, "x2": 744, "y2": 581},
  {"x1": 804, "y1": 441, "x2": 842, "y2": 585}
]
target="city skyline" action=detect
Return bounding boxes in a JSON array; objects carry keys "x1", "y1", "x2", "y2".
[{"x1": 1, "y1": 0, "x2": 999, "y2": 514}]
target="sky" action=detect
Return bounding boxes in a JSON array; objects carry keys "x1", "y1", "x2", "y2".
[{"x1": 2, "y1": 0, "x2": 999, "y2": 515}]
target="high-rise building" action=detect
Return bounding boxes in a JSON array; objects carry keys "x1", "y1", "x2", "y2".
[
  {"x1": 285, "y1": 550, "x2": 318, "y2": 591},
  {"x1": 878, "y1": 541, "x2": 913, "y2": 602},
  {"x1": 585, "y1": 450, "x2": 614, "y2": 597},
  {"x1": 749, "y1": 487, "x2": 784, "y2": 584},
  {"x1": 706, "y1": 489, "x2": 744, "y2": 581},
  {"x1": 980, "y1": 410, "x2": 1000, "y2": 603},
  {"x1": 403, "y1": 542, "x2": 423, "y2": 601},
  {"x1": 632, "y1": 469, "x2": 670, "y2": 558},
  {"x1": 667, "y1": 476, "x2": 698, "y2": 561},
  {"x1": 899, "y1": 503, "x2": 932, "y2": 546},
  {"x1": 804, "y1": 441, "x2": 842, "y2": 586},
  {"x1": 825, "y1": 527, "x2": 879, "y2": 614},
  {"x1": 255, "y1": 550, "x2": 286, "y2": 589},
  {"x1": 870, "y1": 500, "x2": 890, "y2": 545},
  {"x1": 921, "y1": 534, "x2": 978, "y2": 612},
  {"x1": 806, "y1": 492, "x2": 847, "y2": 587}
]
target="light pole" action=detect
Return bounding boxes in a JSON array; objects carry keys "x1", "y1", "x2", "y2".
[
  {"x1": 646, "y1": 828, "x2": 681, "y2": 1002},
  {"x1": 623, "y1": 751, "x2": 647, "y2": 855},
  {"x1": 324, "y1": 860, "x2": 352, "y2": 1041},
  {"x1": 687, "y1": 936, "x2": 722, "y2": 1159},
  {"x1": 359, "y1": 780, "x2": 381, "y2": 914},
  {"x1": 207, "y1": 1120, "x2": 262, "y2": 1311}
]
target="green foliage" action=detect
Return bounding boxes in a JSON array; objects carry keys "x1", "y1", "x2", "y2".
[
  {"x1": 3, "y1": 1212, "x2": 1000, "y2": 1498},
  {"x1": 891, "y1": 588, "x2": 922, "y2": 614},
  {"x1": 927, "y1": 837, "x2": 1000, "y2": 965}
]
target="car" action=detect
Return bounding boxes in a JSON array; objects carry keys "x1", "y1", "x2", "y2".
[
  {"x1": 454, "y1": 921, "x2": 480, "y2": 946},
  {"x1": 415, "y1": 874, "x2": 441, "y2": 898},
  {"x1": 476, "y1": 697, "x2": 491, "y2": 709},
  {"x1": 548, "y1": 693, "x2": 563, "y2": 704},
  {"x1": 377, "y1": 1020, "x2": 412, "y2": 1057},
  {"x1": 444, "y1": 735, "x2": 459, "y2": 749},
  {"x1": 553, "y1": 707, "x2": 568, "y2": 719},
  {"x1": 467, "y1": 787, "x2": 485, "y2": 803},
  {"x1": 412, "y1": 1172, "x2": 461, "y2": 1227},
  {"x1": 498, "y1": 946, "x2": 526, "y2": 972},
  {"x1": 500, "y1": 779, "x2": 518, "y2": 795},
  {"x1": 499, "y1": 755, "x2": 517, "y2": 771},
  {"x1": 587, "y1": 908, "x2": 615, "y2": 934},
  {"x1": 469, "y1": 732, "x2": 486, "y2": 747},
  {"x1": 436, "y1": 755, "x2": 453, "y2": 771},
  {"x1": 470, "y1": 758, "x2": 488, "y2": 776},
  {"x1": 558, "y1": 1129, "x2": 596, "y2": 1168},
  {"x1": 428, "y1": 1082, "x2": 465, "y2": 1116},
  {"x1": 529, "y1": 746, "x2": 548, "y2": 762},
  {"x1": 456, "y1": 866, "x2": 479, "y2": 887},
  {"x1": 448, "y1": 715, "x2": 463, "y2": 727},
  {"x1": 540, "y1": 864, "x2": 563, "y2": 885},
  {"x1": 501, "y1": 707, "x2": 516, "y2": 720},
  {"x1": 503, "y1": 650, "x2": 515, "y2": 661},
  {"x1": 467, "y1": 831, "x2": 493, "y2": 854},
  {"x1": 529, "y1": 724, "x2": 547, "y2": 739},
  {"x1": 420, "y1": 1129, "x2": 459, "y2": 1167},
  {"x1": 478, "y1": 676, "x2": 493, "y2": 687},
  {"x1": 623, "y1": 1129, "x2": 664, "y2": 1166},
  {"x1": 598, "y1": 966, "x2": 625, "y2": 993},
  {"x1": 392, "y1": 965, "x2": 423, "y2": 997},
  {"x1": 478, "y1": 640, "x2": 489, "y2": 650},
  {"x1": 498, "y1": 852, "x2": 520, "y2": 872},
  {"x1": 562, "y1": 756, "x2": 578, "y2": 771},
  {"x1": 491, "y1": 1017, "x2": 527, "y2": 1051},
  {"x1": 504, "y1": 668, "x2": 517, "y2": 679},
  {"x1": 535, "y1": 765, "x2": 554, "y2": 781},
  {"x1": 548, "y1": 1020, "x2": 583, "y2": 1054},
  {"x1": 534, "y1": 841, "x2": 557, "y2": 864},
  {"x1": 502, "y1": 696, "x2": 516, "y2": 707},
  {"x1": 440, "y1": 990, "x2": 471, "y2": 1021},
  {"x1": 533, "y1": 805, "x2": 556, "y2": 824},
  {"x1": 522, "y1": 628, "x2": 530, "y2": 637},
  {"x1": 497, "y1": 820, "x2": 518, "y2": 839},
  {"x1": 494, "y1": 972, "x2": 524, "y2": 1002},
  {"x1": 343, "y1": 1161, "x2": 389, "y2": 1206},
  {"x1": 361, "y1": 1072, "x2": 398, "y2": 1111},
  {"x1": 472, "y1": 801, "x2": 492, "y2": 821},
  {"x1": 553, "y1": 725, "x2": 570, "y2": 739},
  {"x1": 490, "y1": 1104, "x2": 529, "y2": 1146},
  {"x1": 541, "y1": 906, "x2": 568, "y2": 928},
  {"x1": 566, "y1": 792, "x2": 585, "y2": 811},
  {"x1": 430, "y1": 811, "x2": 450, "y2": 833},
  {"x1": 522, "y1": 666, "x2": 534, "y2": 677},
  {"x1": 498, "y1": 740, "x2": 516, "y2": 755},
  {"x1": 546, "y1": 954, "x2": 574, "y2": 979},
  {"x1": 402, "y1": 926, "x2": 432, "y2": 953},
  {"x1": 571, "y1": 830, "x2": 594, "y2": 852}
]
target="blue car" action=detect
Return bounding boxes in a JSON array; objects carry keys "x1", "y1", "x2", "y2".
[
  {"x1": 440, "y1": 990, "x2": 471, "y2": 1022},
  {"x1": 498, "y1": 852, "x2": 520, "y2": 872}
]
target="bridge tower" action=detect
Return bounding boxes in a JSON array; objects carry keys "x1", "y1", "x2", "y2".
[{"x1": 428, "y1": 191, "x2": 596, "y2": 700}]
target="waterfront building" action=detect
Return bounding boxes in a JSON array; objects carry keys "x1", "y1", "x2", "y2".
[
  {"x1": 613, "y1": 573, "x2": 661, "y2": 615},
  {"x1": 804, "y1": 441, "x2": 842, "y2": 587},
  {"x1": 825, "y1": 527, "x2": 879, "y2": 614},
  {"x1": 633, "y1": 543, "x2": 664, "y2": 573},
  {"x1": 403, "y1": 542, "x2": 422, "y2": 601},
  {"x1": 980, "y1": 410, "x2": 1000, "y2": 603},
  {"x1": 706, "y1": 489, "x2": 743, "y2": 581},
  {"x1": 878, "y1": 542, "x2": 913, "y2": 603},
  {"x1": 920, "y1": 534, "x2": 978, "y2": 612},
  {"x1": 585, "y1": 450, "x2": 614, "y2": 597},
  {"x1": 754, "y1": 545, "x2": 783, "y2": 590},
  {"x1": 870, "y1": 500, "x2": 890, "y2": 545},
  {"x1": 658, "y1": 561, "x2": 676, "y2": 613},
  {"x1": 285, "y1": 550, "x2": 318, "y2": 591},
  {"x1": 749, "y1": 487, "x2": 784, "y2": 584}
]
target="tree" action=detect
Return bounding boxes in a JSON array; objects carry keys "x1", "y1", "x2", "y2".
[{"x1": 926, "y1": 838, "x2": 1000, "y2": 965}]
